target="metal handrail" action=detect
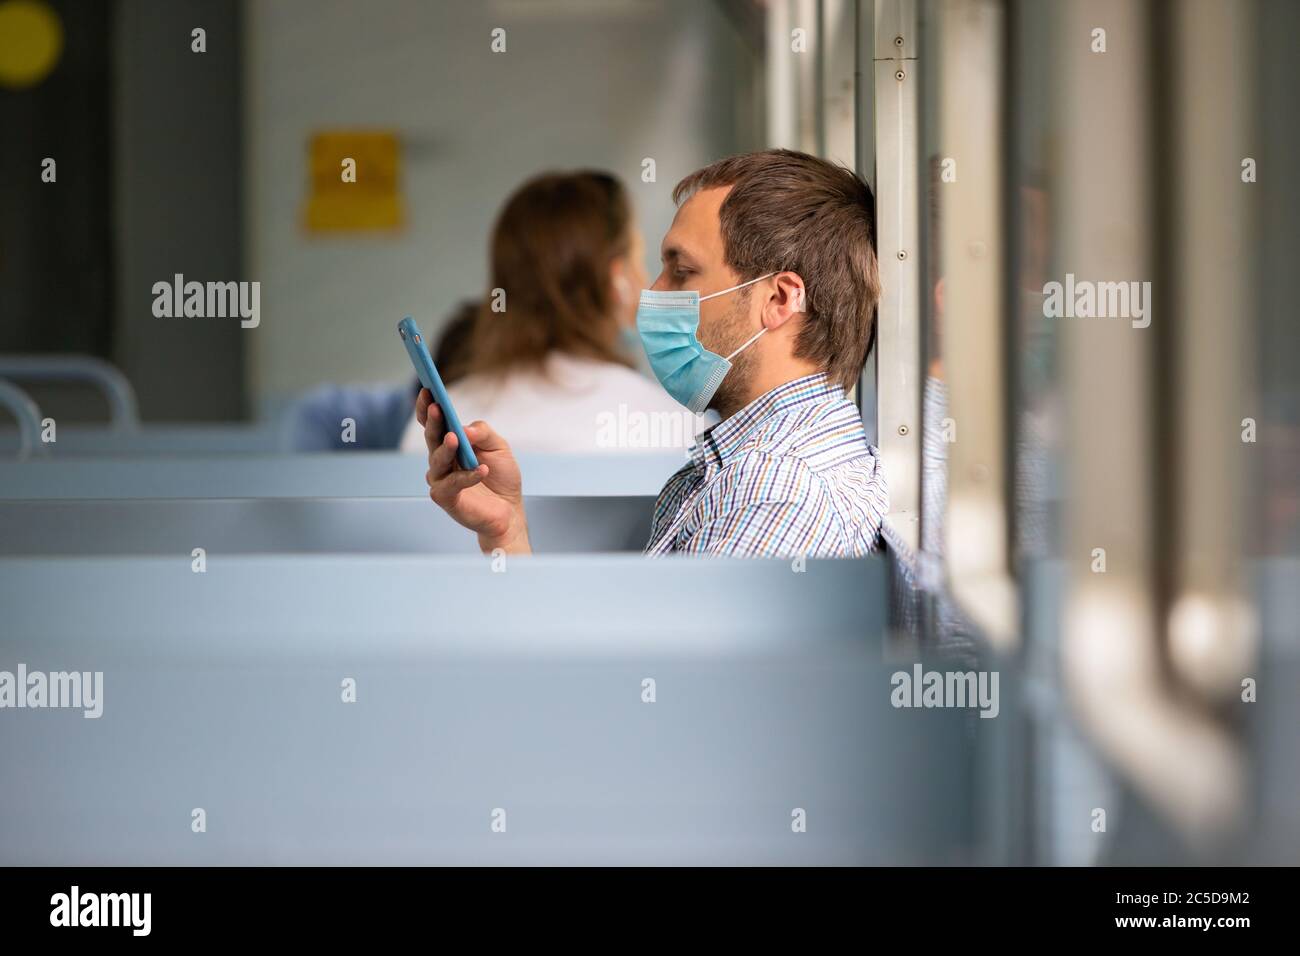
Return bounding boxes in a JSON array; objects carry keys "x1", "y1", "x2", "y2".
[
  {"x1": 0, "y1": 356, "x2": 139, "y2": 430},
  {"x1": 0, "y1": 379, "x2": 45, "y2": 460}
]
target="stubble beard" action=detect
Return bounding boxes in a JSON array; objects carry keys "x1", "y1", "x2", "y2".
[{"x1": 702, "y1": 291, "x2": 760, "y2": 419}]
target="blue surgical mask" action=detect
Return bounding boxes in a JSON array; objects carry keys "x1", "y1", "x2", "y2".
[{"x1": 635, "y1": 273, "x2": 775, "y2": 414}]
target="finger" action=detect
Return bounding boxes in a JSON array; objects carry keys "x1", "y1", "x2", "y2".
[
  {"x1": 426, "y1": 460, "x2": 488, "y2": 489},
  {"x1": 463, "y1": 420, "x2": 510, "y2": 454},
  {"x1": 415, "y1": 387, "x2": 432, "y2": 425},
  {"x1": 422, "y1": 403, "x2": 446, "y2": 452},
  {"x1": 429, "y1": 465, "x2": 486, "y2": 505},
  {"x1": 427, "y1": 431, "x2": 458, "y2": 478},
  {"x1": 445, "y1": 466, "x2": 487, "y2": 492},
  {"x1": 426, "y1": 462, "x2": 486, "y2": 490}
]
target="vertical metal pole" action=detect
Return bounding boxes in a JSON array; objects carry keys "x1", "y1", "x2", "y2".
[
  {"x1": 1165, "y1": 0, "x2": 1259, "y2": 704},
  {"x1": 937, "y1": 0, "x2": 1018, "y2": 649},
  {"x1": 1058, "y1": 0, "x2": 1246, "y2": 844},
  {"x1": 855, "y1": 0, "x2": 878, "y2": 439},
  {"x1": 871, "y1": 0, "x2": 921, "y2": 553}
]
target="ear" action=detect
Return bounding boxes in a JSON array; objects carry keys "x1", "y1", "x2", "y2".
[
  {"x1": 609, "y1": 257, "x2": 632, "y2": 305},
  {"x1": 761, "y1": 272, "x2": 808, "y2": 331}
]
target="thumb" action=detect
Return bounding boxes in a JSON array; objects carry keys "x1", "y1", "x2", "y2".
[{"x1": 463, "y1": 420, "x2": 511, "y2": 455}]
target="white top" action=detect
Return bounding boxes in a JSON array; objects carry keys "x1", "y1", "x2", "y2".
[{"x1": 399, "y1": 353, "x2": 706, "y2": 455}]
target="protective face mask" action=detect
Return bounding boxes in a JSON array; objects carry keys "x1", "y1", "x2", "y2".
[{"x1": 635, "y1": 272, "x2": 775, "y2": 414}]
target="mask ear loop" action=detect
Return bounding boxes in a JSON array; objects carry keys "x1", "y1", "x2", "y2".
[
  {"x1": 711, "y1": 271, "x2": 778, "y2": 360},
  {"x1": 724, "y1": 326, "x2": 767, "y2": 361},
  {"x1": 700, "y1": 271, "x2": 778, "y2": 302}
]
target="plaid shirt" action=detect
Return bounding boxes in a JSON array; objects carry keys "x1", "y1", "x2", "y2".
[{"x1": 645, "y1": 373, "x2": 888, "y2": 558}]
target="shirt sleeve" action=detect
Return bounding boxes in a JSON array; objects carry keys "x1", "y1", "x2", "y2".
[
  {"x1": 675, "y1": 454, "x2": 844, "y2": 558},
  {"x1": 398, "y1": 410, "x2": 426, "y2": 453}
]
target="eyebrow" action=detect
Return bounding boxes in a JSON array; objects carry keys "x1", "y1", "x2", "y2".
[{"x1": 661, "y1": 243, "x2": 700, "y2": 268}]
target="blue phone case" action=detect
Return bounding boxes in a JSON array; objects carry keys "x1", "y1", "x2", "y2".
[{"x1": 398, "y1": 316, "x2": 479, "y2": 470}]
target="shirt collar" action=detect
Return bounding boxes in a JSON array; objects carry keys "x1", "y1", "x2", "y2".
[{"x1": 688, "y1": 372, "x2": 844, "y2": 474}]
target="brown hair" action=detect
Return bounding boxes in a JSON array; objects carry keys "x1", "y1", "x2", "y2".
[
  {"x1": 672, "y1": 149, "x2": 881, "y2": 389},
  {"x1": 432, "y1": 299, "x2": 479, "y2": 386},
  {"x1": 468, "y1": 170, "x2": 634, "y2": 376}
]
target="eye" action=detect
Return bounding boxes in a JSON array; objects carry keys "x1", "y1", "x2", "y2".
[{"x1": 674, "y1": 268, "x2": 694, "y2": 282}]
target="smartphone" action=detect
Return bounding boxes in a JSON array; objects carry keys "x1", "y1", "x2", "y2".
[{"x1": 398, "y1": 316, "x2": 479, "y2": 470}]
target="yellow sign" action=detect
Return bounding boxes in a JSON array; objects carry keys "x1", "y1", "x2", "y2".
[{"x1": 304, "y1": 131, "x2": 404, "y2": 234}]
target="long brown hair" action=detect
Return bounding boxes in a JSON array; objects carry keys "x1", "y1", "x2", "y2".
[{"x1": 467, "y1": 170, "x2": 634, "y2": 377}]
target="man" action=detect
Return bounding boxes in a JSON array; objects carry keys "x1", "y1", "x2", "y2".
[{"x1": 418, "y1": 148, "x2": 887, "y2": 559}]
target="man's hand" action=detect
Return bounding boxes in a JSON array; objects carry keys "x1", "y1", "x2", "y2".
[{"x1": 417, "y1": 388, "x2": 531, "y2": 554}]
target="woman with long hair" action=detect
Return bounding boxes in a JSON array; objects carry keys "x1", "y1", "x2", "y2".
[{"x1": 400, "y1": 170, "x2": 692, "y2": 454}]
